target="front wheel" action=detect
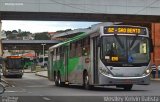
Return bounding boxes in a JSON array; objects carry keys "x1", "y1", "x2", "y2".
[
  {"x1": 55, "y1": 75, "x2": 59, "y2": 86},
  {"x1": 123, "y1": 84, "x2": 133, "y2": 91},
  {"x1": 83, "y1": 73, "x2": 93, "y2": 90},
  {"x1": 0, "y1": 83, "x2": 5, "y2": 94},
  {"x1": 55, "y1": 74, "x2": 62, "y2": 86}
]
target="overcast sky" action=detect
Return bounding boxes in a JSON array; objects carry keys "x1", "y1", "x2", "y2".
[{"x1": 2, "y1": 20, "x2": 99, "y2": 33}]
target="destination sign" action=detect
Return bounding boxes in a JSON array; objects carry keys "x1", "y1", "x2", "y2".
[
  {"x1": 7, "y1": 56, "x2": 22, "y2": 59},
  {"x1": 104, "y1": 26, "x2": 146, "y2": 35}
]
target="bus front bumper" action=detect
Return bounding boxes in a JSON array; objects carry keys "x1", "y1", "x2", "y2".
[
  {"x1": 98, "y1": 74, "x2": 150, "y2": 85},
  {"x1": 5, "y1": 71, "x2": 23, "y2": 76}
]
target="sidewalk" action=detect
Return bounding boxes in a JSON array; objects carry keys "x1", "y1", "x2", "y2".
[
  {"x1": 24, "y1": 68, "x2": 36, "y2": 73},
  {"x1": 151, "y1": 78, "x2": 160, "y2": 81},
  {"x1": 35, "y1": 70, "x2": 48, "y2": 78}
]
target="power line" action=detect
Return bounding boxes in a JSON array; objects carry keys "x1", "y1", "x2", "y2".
[{"x1": 50, "y1": 0, "x2": 98, "y2": 13}]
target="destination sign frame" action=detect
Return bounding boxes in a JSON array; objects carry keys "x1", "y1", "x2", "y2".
[
  {"x1": 104, "y1": 26, "x2": 147, "y2": 35},
  {"x1": 7, "y1": 56, "x2": 22, "y2": 59}
]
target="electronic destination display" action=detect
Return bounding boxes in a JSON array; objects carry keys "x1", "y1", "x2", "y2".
[{"x1": 104, "y1": 26, "x2": 146, "y2": 35}]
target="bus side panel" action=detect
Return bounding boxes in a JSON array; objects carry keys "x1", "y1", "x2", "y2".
[
  {"x1": 67, "y1": 57, "x2": 81, "y2": 84},
  {"x1": 48, "y1": 52, "x2": 52, "y2": 80},
  {"x1": 67, "y1": 56, "x2": 92, "y2": 85},
  {"x1": 91, "y1": 37, "x2": 99, "y2": 85},
  {"x1": 58, "y1": 59, "x2": 65, "y2": 82}
]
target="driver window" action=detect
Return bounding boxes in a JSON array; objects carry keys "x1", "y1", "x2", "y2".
[{"x1": 140, "y1": 42, "x2": 147, "y2": 54}]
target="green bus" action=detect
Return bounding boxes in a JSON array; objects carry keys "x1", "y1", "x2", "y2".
[
  {"x1": 23, "y1": 57, "x2": 33, "y2": 69},
  {"x1": 48, "y1": 25, "x2": 152, "y2": 90}
]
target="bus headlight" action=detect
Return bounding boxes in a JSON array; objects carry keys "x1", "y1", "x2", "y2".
[
  {"x1": 146, "y1": 69, "x2": 150, "y2": 74},
  {"x1": 99, "y1": 67, "x2": 109, "y2": 75},
  {"x1": 144, "y1": 68, "x2": 152, "y2": 75}
]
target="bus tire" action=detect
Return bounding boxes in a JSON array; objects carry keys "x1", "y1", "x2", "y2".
[
  {"x1": 3, "y1": 75, "x2": 8, "y2": 78},
  {"x1": 55, "y1": 75, "x2": 59, "y2": 86},
  {"x1": 55, "y1": 73, "x2": 62, "y2": 87},
  {"x1": 123, "y1": 84, "x2": 133, "y2": 91},
  {"x1": 0, "y1": 83, "x2": 5, "y2": 94},
  {"x1": 57, "y1": 75, "x2": 61, "y2": 86},
  {"x1": 19, "y1": 75, "x2": 22, "y2": 78},
  {"x1": 83, "y1": 72, "x2": 92, "y2": 90}
]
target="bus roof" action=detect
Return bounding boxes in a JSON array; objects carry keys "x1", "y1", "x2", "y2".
[
  {"x1": 49, "y1": 32, "x2": 90, "y2": 51},
  {"x1": 49, "y1": 25, "x2": 148, "y2": 52}
]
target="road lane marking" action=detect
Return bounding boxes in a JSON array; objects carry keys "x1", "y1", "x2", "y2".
[
  {"x1": 5, "y1": 91, "x2": 26, "y2": 93},
  {"x1": 26, "y1": 85, "x2": 51, "y2": 88},
  {"x1": 42, "y1": 97, "x2": 51, "y2": 101}
]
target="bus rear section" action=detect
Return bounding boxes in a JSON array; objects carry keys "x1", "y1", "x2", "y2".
[{"x1": 2, "y1": 56, "x2": 24, "y2": 78}]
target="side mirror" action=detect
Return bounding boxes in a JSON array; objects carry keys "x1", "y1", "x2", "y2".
[
  {"x1": 0, "y1": 64, "x2": 2, "y2": 69},
  {"x1": 97, "y1": 37, "x2": 101, "y2": 47}
]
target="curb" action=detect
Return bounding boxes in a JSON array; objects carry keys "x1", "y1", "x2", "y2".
[
  {"x1": 24, "y1": 71, "x2": 36, "y2": 73},
  {"x1": 35, "y1": 73, "x2": 48, "y2": 78}
]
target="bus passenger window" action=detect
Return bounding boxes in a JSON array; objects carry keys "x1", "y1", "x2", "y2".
[{"x1": 82, "y1": 37, "x2": 90, "y2": 56}]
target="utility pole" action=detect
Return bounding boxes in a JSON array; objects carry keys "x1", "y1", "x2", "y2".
[
  {"x1": 41, "y1": 44, "x2": 46, "y2": 67},
  {"x1": 0, "y1": 20, "x2": 2, "y2": 57}
]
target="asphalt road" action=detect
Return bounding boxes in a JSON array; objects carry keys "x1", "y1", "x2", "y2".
[{"x1": 1, "y1": 73, "x2": 160, "y2": 102}]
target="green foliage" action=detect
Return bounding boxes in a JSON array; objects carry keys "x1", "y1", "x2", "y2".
[
  {"x1": 5, "y1": 30, "x2": 32, "y2": 40},
  {"x1": 17, "y1": 31, "x2": 30, "y2": 37},
  {"x1": 5, "y1": 31, "x2": 12, "y2": 36},
  {"x1": 34, "y1": 32, "x2": 50, "y2": 40}
]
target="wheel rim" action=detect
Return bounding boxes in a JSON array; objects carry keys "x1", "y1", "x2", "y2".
[
  {"x1": 55, "y1": 76, "x2": 58, "y2": 85},
  {"x1": 58, "y1": 78, "x2": 61, "y2": 85},
  {"x1": 0, "y1": 84, "x2": 5, "y2": 94},
  {"x1": 84, "y1": 75, "x2": 89, "y2": 87}
]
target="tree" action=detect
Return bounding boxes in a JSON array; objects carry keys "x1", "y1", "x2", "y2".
[
  {"x1": 12, "y1": 30, "x2": 18, "y2": 34},
  {"x1": 5, "y1": 30, "x2": 17, "y2": 40},
  {"x1": 5, "y1": 31, "x2": 12, "y2": 36},
  {"x1": 17, "y1": 31, "x2": 31, "y2": 37},
  {"x1": 34, "y1": 32, "x2": 50, "y2": 40}
]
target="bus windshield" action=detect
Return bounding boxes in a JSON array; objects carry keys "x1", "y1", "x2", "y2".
[
  {"x1": 6, "y1": 58, "x2": 23, "y2": 69},
  {"x1": 101, "y1": 36, "x2": 150, "y2": 66}
]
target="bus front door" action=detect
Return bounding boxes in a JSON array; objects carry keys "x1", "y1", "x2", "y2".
[
  {"x1": 93, "y1": 37, "x2": 99, "y2": 84},
  {"x1": 64, "y1": 46, "x2": 69, "y2": 83}
]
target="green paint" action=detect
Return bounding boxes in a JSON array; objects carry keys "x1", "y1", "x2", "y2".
[
  {"x1": 50, "y1": 32, "x2": 87, "y2": 78},
  {"x1": 53, "y1": 59, "x2": 65, "y2": 76},
  {"x1": 68, "y1": 57, "x2": 79, "y2": 74},
  {"x1": 52, "y1": 57, "x2": 80, "y2": 76}
]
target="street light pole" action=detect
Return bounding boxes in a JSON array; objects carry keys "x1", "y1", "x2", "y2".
[
  {"x1": 0, "y1": 20, "x2": 2, "y2": 57},
  {"x1": 41, "y1": 44, "x2": 46, "y2": 67}
]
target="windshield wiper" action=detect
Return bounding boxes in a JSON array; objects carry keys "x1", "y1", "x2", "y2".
[
  {"x1": 129, "y1": 35, "x2": 138, "y2": 49},
  {"x1": 114, "y1": 35, "x2": 124, "y2": 49}
]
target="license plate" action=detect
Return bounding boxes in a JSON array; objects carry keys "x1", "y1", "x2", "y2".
[{"x1": 124, "y1": 79, "x2": 132, "y2": 83}]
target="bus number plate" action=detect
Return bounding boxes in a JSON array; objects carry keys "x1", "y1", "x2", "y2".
[{"x1": 124, "y1": 80, "x2": 132, "y2": 84}]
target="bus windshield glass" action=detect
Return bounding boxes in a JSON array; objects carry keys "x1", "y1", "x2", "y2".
[
  {"x1": 6, "y1": 58, "x2": 23, "y2": 69},
  {"x1": 101, "y1": 36, "x2": 150, "y2": 66}
]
